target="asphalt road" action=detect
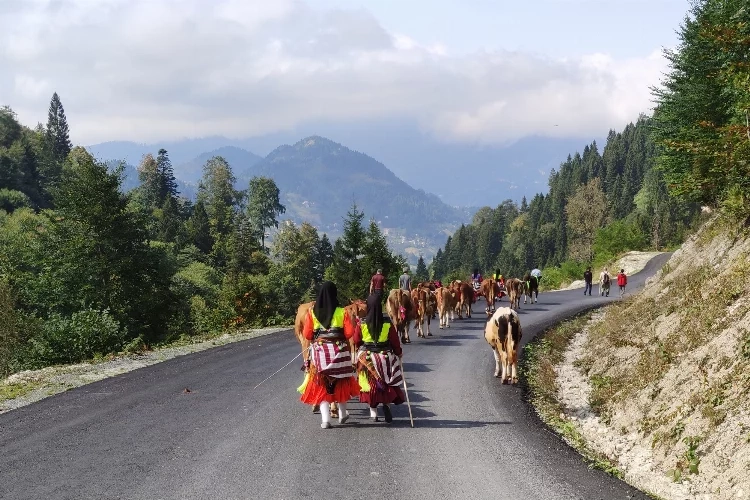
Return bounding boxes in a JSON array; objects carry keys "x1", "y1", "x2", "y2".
[{"x1": 0, "y1": 254, "x2": 671, "y2": 500}]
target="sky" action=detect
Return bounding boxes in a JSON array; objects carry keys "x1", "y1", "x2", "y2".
[{"x1": 0, "y1": 0, "x2": 689, "y2": 147}]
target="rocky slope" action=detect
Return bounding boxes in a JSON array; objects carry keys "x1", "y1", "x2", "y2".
[{"x1": 555, "y1": 216, "x2": 750, "y2": 499}]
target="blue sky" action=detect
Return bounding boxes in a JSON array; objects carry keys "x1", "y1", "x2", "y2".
[{"x1": 312, "y1": 0, "x2": 687, "y2": 57}]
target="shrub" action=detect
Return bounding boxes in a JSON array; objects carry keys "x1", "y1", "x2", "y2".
[{"x1": 24, "y1": 309, "x2": 125, "y2": 367}]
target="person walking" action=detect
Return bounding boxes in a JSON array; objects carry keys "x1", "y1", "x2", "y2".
[
  {"x1": 584, "y1": 267, "x2": 593, "y2": 296},
  {"x1": 369, "y1": 269, "x2": 386, "y2": 302},
  {"x1": 599, "y1": 267, "x2": 611, "y2": 297},
  {"x1": 300, "y1": 281, "x2": 360, "y2": 429},
  {"x1": 399, "y1": 266, "x2": 412, "y2": 292},
  {"x1": 617, "y1": 268, "x2": 628, "y2": 298},
  {"x1": 353, "y1": 293, "x2": 405, "y2": 423}
]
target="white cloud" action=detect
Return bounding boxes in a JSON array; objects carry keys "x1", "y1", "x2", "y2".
[{"x1": 1, "y1": 0, "x2": 668, "y2": 145}]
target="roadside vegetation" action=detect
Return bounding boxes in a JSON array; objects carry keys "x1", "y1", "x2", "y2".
[{"x1": 0, "y1": 99, "x2": 406, "y2": 378}]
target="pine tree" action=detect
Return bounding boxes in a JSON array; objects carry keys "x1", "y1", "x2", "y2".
[
  {"x1": 45, "y1": 93, "x2": 72, "y2": 168},
  {"x1": 156, "y1": 149, "x2": 179, "y2": 202},
  {"x1": 187, "y1": 200, "x2": 214, "y2": 254},
  {"x1": 326, "y1": 204, "x2": 367, "y2": 300},
  {"x1": 415, "y1": 256, "x2": 429, "y2": 281},
  {"x1": 314, "y1": 233, "x2": 334, "y2": 283}
]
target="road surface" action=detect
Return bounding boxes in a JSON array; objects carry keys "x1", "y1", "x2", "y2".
[{"x1": 0, "y1": 254, "x2": 670, "y2": 500}]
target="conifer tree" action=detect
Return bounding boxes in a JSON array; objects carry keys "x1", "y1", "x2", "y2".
[{"x1": 45, "y1": 93, "x2": 72, "y2": 167}]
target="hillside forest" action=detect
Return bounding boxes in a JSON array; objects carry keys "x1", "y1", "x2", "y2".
[
  {"x1": 1, "y1": 0, "x2": 747, "y2": 377},
  {"x1": 432, "y1": 0, "x2": 748, "y2": 286},
  {"x1": 0, "y1": 99, "x2": 408, "y2": 375}
]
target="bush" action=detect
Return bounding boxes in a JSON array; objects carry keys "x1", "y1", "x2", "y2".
[
  {"x1": 594, "y1": 219, "x2": 647, "y2": 261},
  {"x1": 0, "y1": 189, "x2": 32, "y2": 213},
  {"x1": 173, "y1": 262, "x2": 222, "y2": 300},
  {"x1": 24, "y1": 309, "x2": 125, "y2": 367}
]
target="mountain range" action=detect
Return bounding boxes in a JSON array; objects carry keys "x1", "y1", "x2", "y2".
[{"x1": 87, "y1": 129, "x2": 595, "y2": 262}]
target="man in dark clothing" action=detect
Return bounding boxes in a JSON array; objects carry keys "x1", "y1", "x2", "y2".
[
  {"x1": 583, "y1": 267, "x2": 593, "y2": 296},
  {"x1": 370, "y1": 269, "x2": 386, "y2": 300}
]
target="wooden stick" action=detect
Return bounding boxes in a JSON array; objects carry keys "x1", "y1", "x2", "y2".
[{"x1": 400, "y1": 357, "x2": 415, "y2": 428}]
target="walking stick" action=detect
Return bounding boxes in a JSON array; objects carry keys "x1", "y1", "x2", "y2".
[{"x1": 399, "y1": 357, "x2": 415, "y2": 428}]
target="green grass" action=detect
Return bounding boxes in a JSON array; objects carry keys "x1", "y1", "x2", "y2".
[{"x1": 0, "y1": 380, "x2": 42, "y2": 403}]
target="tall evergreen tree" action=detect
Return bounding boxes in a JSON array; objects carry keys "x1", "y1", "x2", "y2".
[
  {"x1": 156, "y1": 148, "x2": 178, "y2": 203},
  {"x1": 45, "y1": 92, "x2": 72, "y2": 171},
  {"x1": 415, "y1": 256, "x2": 428, "y2": 281}
]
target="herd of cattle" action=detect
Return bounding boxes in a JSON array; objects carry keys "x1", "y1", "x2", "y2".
[{"x1": 292, "y1": 276, "x2": 534, "y2": 417}]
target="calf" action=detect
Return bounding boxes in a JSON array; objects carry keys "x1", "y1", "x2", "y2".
[
  {"x1": 436, "y1": 286, "x2": 457, "y2": 329},
  {"x1": 505, "y1": 278, "x2": 523, "y2": 310},
  {"x1": 484, "y1": 307, "x2": 523, "y2": 384}
]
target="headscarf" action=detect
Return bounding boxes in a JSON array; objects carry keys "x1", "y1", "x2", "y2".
[
  {"x1": 313, "y1": 281, "x2": 338, "y2": 329},
  {"x1": 365, "y1": 292, "x2": 384, "y2": 336}
]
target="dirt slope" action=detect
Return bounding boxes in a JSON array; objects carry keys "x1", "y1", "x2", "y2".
[{"x1": 556, "y1": 217, "x2": 750, "y2": 499}]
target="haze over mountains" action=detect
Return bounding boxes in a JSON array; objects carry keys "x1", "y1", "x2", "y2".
[{"x1": 87, "y1": 130, "x2": 597, "y2": 262}]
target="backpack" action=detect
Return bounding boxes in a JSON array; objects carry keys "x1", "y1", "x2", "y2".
[{"x1": 603, "y1": 273, "x2": 610, "y2": 285}]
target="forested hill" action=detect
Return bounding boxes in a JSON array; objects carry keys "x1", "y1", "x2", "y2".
[
  {"x1": 430, "y1": 116, "x2": 701, "y2": 282},
  {"x1": 245, "y1": 136, "x2": 467, "y2": 242}
]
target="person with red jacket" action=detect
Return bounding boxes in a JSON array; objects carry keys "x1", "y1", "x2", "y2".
[{"x1": 617, "y1": 268, "x2": 628, "y2": 298}]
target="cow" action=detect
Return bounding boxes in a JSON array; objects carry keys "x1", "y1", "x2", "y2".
[
  {"x1": 484, "y1": 307, "x2": 523, "y2": 384},
  {"x1": 522, "y1": 273, "x2": 539, "y2": 304},
  {"x1": 505, "y1": 278, "x2": 523, "y2": 310},
  {"x1": 480, "y1": 278, "x2": 497, "y2": 317},
  {"x1": 450, "y1": 280, "x2": 474, "y2": 319},
  {"x1": 410, "y1": 286, "x2": 435, "y2": 338},
  {"x1": 294, "y1": 298, "x2": 367, "y2": 417},
  {"x1": 386, "y1": 288, "x2": 415, "y2": 344},
  {"x1": 435, "y1": 286, "x2": 457, "y2": 329}
]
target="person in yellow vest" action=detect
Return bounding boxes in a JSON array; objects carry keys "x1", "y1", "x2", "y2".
[
  {"x1": 300, "y1": 281, "x2": 360, "y2": 429},
  {"x1": 353, "y1": 293, "x2": 405, "y2": 423}
]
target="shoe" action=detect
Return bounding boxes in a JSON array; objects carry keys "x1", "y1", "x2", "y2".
[
  {"x1": 339, "y1": 412, "x2": 350, "y2": 425},
  {"x1": 383, "y1": 404, "x2": 393, "y2": 423},
  {"x1": 321, "y1": 422, "x2": 331, "y2": 429}
]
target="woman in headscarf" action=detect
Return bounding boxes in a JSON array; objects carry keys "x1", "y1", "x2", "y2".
[
  {"x1": 300, "y1": 281, "x2": 360, "y2": 429},
  {"x1": 353, "y1": 293, "x2": 405, "y2": 423}
]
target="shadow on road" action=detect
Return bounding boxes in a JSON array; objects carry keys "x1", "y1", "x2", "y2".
[
  {"x1": 402, "y1": 362, "x2": 432, "y2": 372},
  {"x1": 395, "y1": 419, "x2": 512, "y2": 429},
  {"x1": 415, "y1": 340, "x2": 461, "y2": 347}
]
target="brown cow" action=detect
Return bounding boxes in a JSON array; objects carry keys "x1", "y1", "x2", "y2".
[
  {"x1": 435, "y1": 286, "x2": 457, "y2": 329},
  {"x1": 450, "y1": 280, "x2": 473, "y2": 319},
  {"x1": 484, "y1": 307, "x2": 523, "y2": 384},
  {"x1": 505, "y1": 278, "x2": 523, "y2": 310},
  {"x1": 386, "y1": 288, "x2": 415, "y2": 344},
  {"x1": 410, "y1": 286, "x2": 435, "y2": 338},
  {"x1": 480, "y1": 278, "x2": 497, "y2": 317},
  {"x1": 293, "y1": 299, "x2": 366, "y2": 416}
]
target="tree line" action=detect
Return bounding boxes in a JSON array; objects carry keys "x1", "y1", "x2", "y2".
[
  {"x1": 430, "y1": 116, "x2": 702, "y2": 285},
  {"x1": 0, "y1": 96, "x2": 404, "y2": 376}
]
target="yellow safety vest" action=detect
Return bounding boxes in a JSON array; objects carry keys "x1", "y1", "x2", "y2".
[
  {"x1": 360, "y1": 321, "x2": 390, "y2": 346},
  {"x1": 311, "y1": 308, "x2": 345, "y2": 339}
]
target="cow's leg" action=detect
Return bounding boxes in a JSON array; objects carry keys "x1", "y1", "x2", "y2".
[
  {"x1": 492, "y1": 347, "x2": 501, "y2": 377},
  {"x1": 426, "y1": 313, "x2": 432, "y2": 336},
  {"x1": 511, "y1": 348, "x2": 519, "y2": 384},
  {"x1": 500, "y1": 350, "x2": 509, "y2": 384}
]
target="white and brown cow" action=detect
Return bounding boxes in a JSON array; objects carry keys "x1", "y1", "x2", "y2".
[{"x1": 484, "y1": 307, "x2": 522, "y2": 384}]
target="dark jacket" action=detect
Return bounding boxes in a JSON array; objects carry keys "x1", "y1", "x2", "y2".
[{"x1": 584, "y1": 270, "x2": 593, "y2": 283}]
